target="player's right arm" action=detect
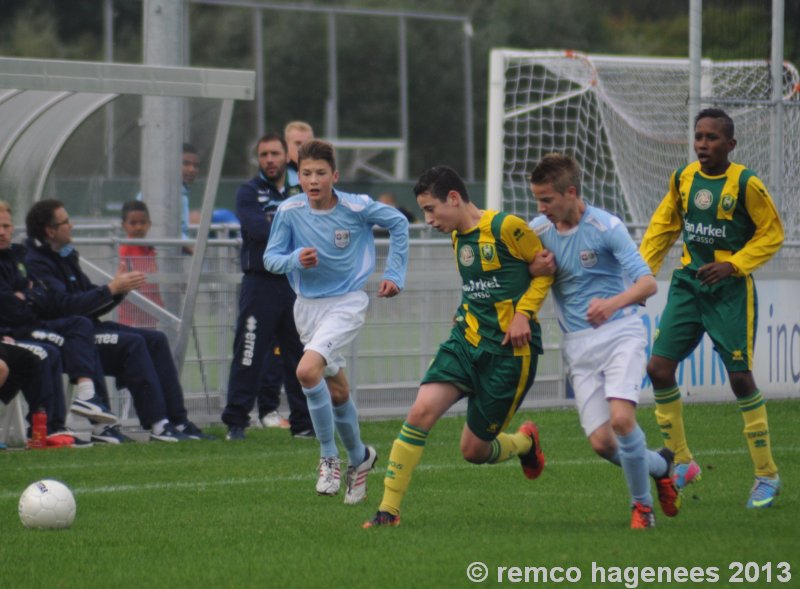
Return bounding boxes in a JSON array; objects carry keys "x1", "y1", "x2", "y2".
[
  {"x1": 263, "y1": 208, "x2": 303, "y2": 275},
  {"x1": 639, "y1": 169, "x2": 683, "y2": 276}
]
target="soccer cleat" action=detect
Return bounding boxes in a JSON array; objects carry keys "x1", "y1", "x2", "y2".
[
  {"x1": 654, "y1": 448, "x2": 681, "y2": 517},
  {"x1": 292, "y1": 429, "x2": 315, "y2": 439},
  {"x1": 260, "y1": 411, "x2": 290, "y2": 429},
  {"x1": 150, "y1": 423, "x2": 189, "y2": 443},
  {"x1": 92, "y1": 425, "x2": 134, "y2": 444},
  {"x1": 362, "y1": 510, "x2": 401, "y2": 529},
  {"x1": 630, "y1": 502, "x2": 656, "y2": 529},
  {"x1": 316, "y1": 456, "x2": 342, "y2": 496},
  {"x1": 673, "y1": 460, "x2": 702, "y2": 490},
  {"x1": 67, "y1": 437, "x2": 94, "y2": 449},
  {"x1": 518, "y1": 421, "x2": 545, "y2": 480},
  {"x1": 225, "y1": 426, "x2": 245, "y2": 441},
  {"x1": 747, "y1": 476, "x2": 780, "y2": 509},
  {"x1": 344, "y1": 446, "x2": 378, "y2": 505},
  {"x1": 69, "y1": 396, "x2": 118, "y2": 424},
  {"x1": 178, "y1": 421, "x2": 216, "y2": 440}
]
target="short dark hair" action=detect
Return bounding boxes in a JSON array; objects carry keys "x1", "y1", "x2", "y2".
[
  {"x1": 26, "y1": 199, "x2": 64, "y2": 243},
  {"x1": 298, "y1": 140, "x2": 337, "y2": 172},
  {"x1": 255, "y1": 132, "x2": 287, "y2": 154},
  {"x1": 695, "y1": 108, "x2": 735, "y2": 139},
  {"x1": 183, "y1": 142, "x2": 198, "y2": 155},
  {"x1": 413, "y1": 166, "x2": 469, "y2": 202},
  {"x1": 528, "y1": 153, "x2": 582, "y2": 196},
  {"x1": 121, "y1": 200, "x2": 149, "y2": 222}
]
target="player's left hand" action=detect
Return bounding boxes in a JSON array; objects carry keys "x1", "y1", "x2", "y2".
[
  {"x1": 377, "y1": 279, "x2": 400, "y2": 298},
  {"x1": 502, "y1": 312, "x2": 532, "y2": 348},
  {"x1": 586, "y1": 297, "x2": 616, "y2": 328},
  {"x1": 696, "y1": 261, "x2": 735, "y2": 285}
]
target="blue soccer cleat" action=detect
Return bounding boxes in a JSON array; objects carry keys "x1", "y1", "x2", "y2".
[{"x1": 747, "y1": 476, "x2": 780, "y2": 509}]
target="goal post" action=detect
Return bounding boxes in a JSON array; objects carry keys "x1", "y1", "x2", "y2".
[{"x1": 486, "y1": 49, "x2": 800, "y2": 239}]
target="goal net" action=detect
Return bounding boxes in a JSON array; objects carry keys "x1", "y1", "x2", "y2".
[{"x1": 486, "y1": 49, "x2": 800, "y2": 240}]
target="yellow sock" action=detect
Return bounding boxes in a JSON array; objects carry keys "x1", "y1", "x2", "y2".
[
  {"x1": 653, "y1": 386, "x2": 693, "y2": 463},
  {"x1": 379, "y1": 422, "x2": 428, "y2": 516},
  {"x1": 739, "y1": 391, "x2": 778, "y2": 478},
  {"x1": 487, "y1": 431, "x2": 532, "y2": 464}
]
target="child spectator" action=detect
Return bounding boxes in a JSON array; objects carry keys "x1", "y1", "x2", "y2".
[{"x1": 118, "y1": 201, "x2": 164, "y2": 328}]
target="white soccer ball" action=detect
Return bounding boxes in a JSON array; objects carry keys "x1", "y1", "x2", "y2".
[{"x1": 18, "y1": 479, "x2": 77, "y2": 529}]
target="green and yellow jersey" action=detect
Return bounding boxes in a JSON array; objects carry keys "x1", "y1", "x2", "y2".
[
  {"x1": 450, "y1": 210, "x2": 553, "y2": 356},
  {"x1": 640, "y1": 160, "x2": 784, "y2": 276}
]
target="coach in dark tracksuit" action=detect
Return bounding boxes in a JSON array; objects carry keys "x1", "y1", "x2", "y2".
[
  {"x1": 0, "y1": 339, "x2": 69, "y2": 438},
  {"x1": 222, "y1": 132, "x2": 312, "y2": 439},
  {"x1": 23, "y1": 199, "x2": 211, "y2": 442}
]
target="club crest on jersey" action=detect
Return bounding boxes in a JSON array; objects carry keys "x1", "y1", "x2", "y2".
[
  {"x1": 694, "y1": 189, "x2": 713, "y2": 210},
  {"x1": 479, "y1": 243, "x2": 496, "y2": 263},
  {"x1": 579, "y1": 249, "x2": 598, "y2": 268},
  {"x1": 334, "y1": 229, "x2": 350, "y2": 248},
  {"x1": 720, "y1": 194, "x2": 736, "y2": 212},
  {"x1": 459, "y1": 245, "x2": 475, "y2": 266}
]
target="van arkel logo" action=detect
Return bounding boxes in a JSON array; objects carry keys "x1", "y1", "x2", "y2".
[
  {"x1": 694, "y1": 189, "x2": 714, "y2": 210},
  {"x1": 580, "y1": 249, "x2": 598, "y2": 268},
  {"x1": 334, "y1": 229, "x2": 350, "y2": 249},
  {"x1": 459, "y1": 245, "x2": 475, "y2": 266}
]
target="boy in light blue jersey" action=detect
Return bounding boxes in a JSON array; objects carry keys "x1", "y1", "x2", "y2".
[
  {"x1": 528, "y1": 153, "x2": 679, "y2": 529},
  {"x1": 265, "y1": 139, "x2": 409, "y2": 504}
]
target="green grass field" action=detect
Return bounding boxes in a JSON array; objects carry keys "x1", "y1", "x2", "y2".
[{"x1": 1, "y1": 400, "x2": 797, "y2": 589}]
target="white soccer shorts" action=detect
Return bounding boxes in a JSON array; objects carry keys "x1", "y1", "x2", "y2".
[
  {"x1": 294, "y1": 290, "x2": 369, "y2": 377},
  {"x1": 561, "y1": 313, "x2": 647, "y2": 437}
]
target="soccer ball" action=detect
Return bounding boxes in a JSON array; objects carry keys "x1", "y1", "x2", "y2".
[{"x1": 18, "y1": 479, "x2": 76, "y2": 529}]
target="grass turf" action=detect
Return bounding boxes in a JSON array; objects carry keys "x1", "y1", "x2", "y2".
[{"x1": 1, "y1": 399, "x2": 797, "y2": 588}]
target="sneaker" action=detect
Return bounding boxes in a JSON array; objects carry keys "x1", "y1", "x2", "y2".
[
  {"x1": 747, "y1": 475, "x2": 781, "y2": 509},
  {"x1": 92, "y1": 425, "x2": 134, "y2": 444},
  {"x1": 150, "y1": 423, "x2": 189, "y2": 443},
  {"x1": 292, "y1": 429, "x2": 315, "y2": 439},
  {"x1": 225, "y1": 426, "x2": 245, "y2": 441},
  {"x1": 673, "y1": 460, "x2": 702, "y2": 490},
  {"x1": 260, "y1": 411, "x2": 290, "y2": 429},
  {"x1": 178, "y1": 421, "x2": 216, "y2": 440},
  {"x1": 70, "y1": 396, "x2": 118, "y2": 424},
  {"x1": 46, "y1": 433, "x2": 75, "y2": 447},
  {"x1": 630, "y1": 502, "x2": 656, "y2": 529},
  {"x1": 654, "y1": 448, "x2": 681, "y2": 517},
  {"x1": 518, "y1": 421, "x2": 545, "y2": 480},
  {"x1": 362, "y1": 510, "x2": 401, "y2": 529},
  {"x1": 69, "y1": 437, "x2": 94, "y2": 449},
  {"x1": 344, "y1": 446, "x2": 378, "y2": 505},
  {"x1": 316, "y1": 456, "x2": 341, "y2": 496}
]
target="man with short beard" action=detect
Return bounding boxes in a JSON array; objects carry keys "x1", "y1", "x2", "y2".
[{"x1": 221, "y1": 132, "x2": 313, "y2": 440}]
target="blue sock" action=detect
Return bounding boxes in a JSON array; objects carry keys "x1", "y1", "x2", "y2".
[
  {"x1": 333, "y1": 398, "x2": 366, "y2": 466},
  {"x1": 616, "y1": 424, "x2": 653, "y2": 507},
  {"x1": 606, "y1": 448, "x2": 669, "y2": 478},
  {"x1": 303, "y1": 380, "x2": 337, "y2": 458}
]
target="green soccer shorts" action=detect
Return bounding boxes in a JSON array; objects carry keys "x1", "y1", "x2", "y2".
[
  {"x1": 422, "y1": 333, "x2": 538, "y2": 441},
  {"x1": 653, "y1": 268, "x2": 757, "y2": 372}
]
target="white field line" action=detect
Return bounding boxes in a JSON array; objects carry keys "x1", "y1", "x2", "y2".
[{"x1": 1, "y1": 445, "x2": 797, "y2": 501}]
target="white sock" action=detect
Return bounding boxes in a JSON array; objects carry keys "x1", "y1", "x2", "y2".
[
  {"x1": 152, "y1": 419, "x2": 169, "y2": 435},
  {"x1": 75, "y1": 380, "x2": 95, "y2": 401}
]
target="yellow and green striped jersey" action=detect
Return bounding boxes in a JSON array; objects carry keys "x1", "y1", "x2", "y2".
[
  {"x1": 640, "y1": 160, "x2": 784, "y2": 276},
  {"x1": 450, "y1": 210, "x2": 553, "y2": 356}
]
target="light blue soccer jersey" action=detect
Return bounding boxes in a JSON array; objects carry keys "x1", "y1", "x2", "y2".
[
  {"x1": 529, "y1": 205, "x2": 651, "y2": 333},
  {"x1": 264, "y1": 189, "x2": 409, "y2": 298}
]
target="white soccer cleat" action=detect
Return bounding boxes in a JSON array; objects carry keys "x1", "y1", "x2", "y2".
[
  {"x1": 260, "y1": 411, "x2": 290, "y2": 429},
  {"x1": 316, "y1": 456, "x2": 341, "y2": 496},
  {"x1": 344, "y1": 445, "x2": 378, "y2": 505}
]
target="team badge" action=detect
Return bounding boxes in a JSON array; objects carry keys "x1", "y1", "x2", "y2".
[
  {"x1": 720, "y1": 194, "x2": 735, "y2": 212},
  {"x1": 334, "y1": 229, "x2": 350, "y2": 248},
  {"x1": 459, "y1": 245, "x2": 475, "y2": 266},
  {"x1": 479, "y1": 243, "x2": 496, "y2": 263},
  {"x1": 579, "y1": 249, "x2": 598, "y2": 268},
  {"x1": 693, "y1": 189, "x2": 713, "y2": 210}
]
